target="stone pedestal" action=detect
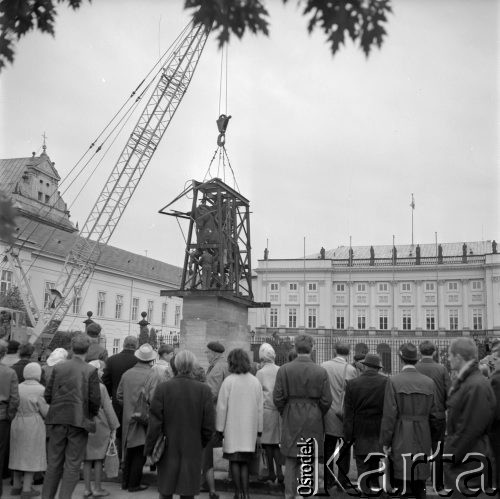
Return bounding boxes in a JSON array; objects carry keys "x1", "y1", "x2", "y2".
[{"x1": 180, "y1": 294, "x2": 251, "y2": 369}]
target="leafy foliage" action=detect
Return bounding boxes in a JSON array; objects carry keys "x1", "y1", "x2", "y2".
[
  {"x1": 0, "y1": 0, "x2": 88, "y2": 71},
  {"x1": 1, "y1": 0, "x2": 392, "y2": 72},
  {"x1": 186, "y1": 0, "x2": 392, "y2": 57},
  {"x1": 0, "y1": 286, "x2": 34, "y2": 327}
]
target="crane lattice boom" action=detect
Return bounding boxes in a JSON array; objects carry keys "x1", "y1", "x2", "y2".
[{"x1": 28, "y1": 22, "x2": 210, "y2": 343}]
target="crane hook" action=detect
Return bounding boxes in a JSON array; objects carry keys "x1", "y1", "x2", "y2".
[{"x1": 216, "y1": 114, "x2": 231, "y2": 147}]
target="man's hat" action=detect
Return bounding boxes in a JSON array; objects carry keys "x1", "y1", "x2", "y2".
[
  {"x1": 361, "y1": 353, "x2": 383, "y2": 369},
  {"x1": 134, "y1": 343, "x2": 156, "y2": 362},
  {"x1": 399, "y1": 343, "x2": 418, "y2": 362},
  {"x1": 207, "y1": 341, "x2": 225, "y2": 354}
]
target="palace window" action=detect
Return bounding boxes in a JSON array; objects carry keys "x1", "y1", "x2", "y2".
[
  {"x1": 449, "y1": 309, "x2": 459, "y2": 330},
  {"x1": 401, "y1": 282, "x2": 411, "y2": 292},
  {"x1": 97, "y1": 292, "x2": 106, "y2": 317},
  {"x1": 161, "y1": 302, "x2": 168, "y2": 326},
  {"x1": 115, "y1": 295, "x2": 123, "y2": 319},
  {"x1": 270, "y1": 294, "x2": 279, "y2": 302},
  {"x1": 270, "y1": 308, "x2": 278, "y2": 328},
  {"x1": 112, "y1": 339, "x2": 120, "y2": 355},
  {"x1": 378, "y1": 283, "x2": 389, "y2": 292},
  {"x1": 425, "y1": 282, "x2": 435, "y2": 292},
  {"x1": 147, "y1": 300, "x2": 154, "y2": 322},
  {"x1": 402, "y1": 309, "x2": 412, "y2": 330},
  {"x1": 336, "y1": 283, "x2": 345, "y2": 292},
  {"x1": 174, "y1": 305, "x2": 181, "y2": 326},
  {"x1": 270, "y1": 283, "x2": 279, "y2": 291},
  {"x1": 288, "y1": 308, "x2": 297, "y2": 328},
  {"x1": 0, "y1": 270, "x2": 13, "y2": 295},
  {"x1": 471, "y1": 280, "x2": 482, "y2": 290},
  {"x1": 425, "y1": 309, "x2": 436, "y2": 330},
  {"x1": 472, "y1": 309, "x2": 483, "y2": 330},
  {"x1": 336, "y1": 309, "x2": 345, "y2": 329},
  {"x1": 289, "y1": 283, "x2": 298, "y2": 291},
  {"x1": 44, "y1": 282, "x2": 56, "y2": 310},
  {"x1": 379, "y1": 309, "x2": 388, "y2": 330},
  {"x1": 357, "y1": 309, "x2": 366, "y2": 330},
  {"x1": 448, "y1": 282, "x2": 458, "y2": 291},
  {"x1": 72, "y1": 287, "x2": 81, "y2": 314},
  {"x1": 308, "y1": 283, "x2": 317, "y2": 292},
  {"x1": 307, "y1": 308, "x2": 317, "y2": 328},
  {"x1": 131, "y1": 297, "x2": 139, "y2": 321}
]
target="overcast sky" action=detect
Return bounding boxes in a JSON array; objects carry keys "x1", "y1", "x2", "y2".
[{"x1": 1, "y1": 0, "x2": 498, "y2": 267}]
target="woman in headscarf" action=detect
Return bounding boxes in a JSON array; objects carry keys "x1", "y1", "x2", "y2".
[
  {"x1": 42, "y1": 347, "x2": 68, "y2": 385},
  {"x1": 82, "y1": 360, "x2": 120, "y2": 497},
  {"x1": 145, "y1": 350, "x2": 214, "y2": 499},
  {"x1": 255, "y1": 343, "x2": 283, "y2": 484},
  {"x1": 9, "y1": 362, "x2": 49, "y2": 498}
]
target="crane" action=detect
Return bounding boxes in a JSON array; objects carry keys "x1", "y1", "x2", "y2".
[{"x1": 5, "y1": 21, "x2": 210, "y2": 344}]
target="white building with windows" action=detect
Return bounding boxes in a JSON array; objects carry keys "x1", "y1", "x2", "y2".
[
  {"x1": 0, "y1": 151, "x2": 183, "y2": 354},
  {"x1": 250, "y1": 242, "x2": 500, "y2": 340}
]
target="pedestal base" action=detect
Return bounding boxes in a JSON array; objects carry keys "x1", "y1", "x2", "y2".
[{"x1": 180, "y1": 295, "x2": 251, "y2": 369}]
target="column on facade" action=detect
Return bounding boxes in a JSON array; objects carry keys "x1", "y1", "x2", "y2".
[
  {"x1": 461, "y1": 279, "x2": 469, "y2": 330},
  {"x1": 414, "y1": 281, "x2": 421, "y2": 330},
  {"x1": 437, "y1": 280, "x2": 445, "y2": 330},
  {"x1": 369, "y1": 281, "x2": 376, "y2": 329},
  {"x1": 348, "y1": 282, "x2": 354, "y2": 330},
  {"x1": 391, "y1": 280, "x2": 397, "y2": 330},
  {"x1": 489, "y1": 276, "x2": 500, "y2": 330}
]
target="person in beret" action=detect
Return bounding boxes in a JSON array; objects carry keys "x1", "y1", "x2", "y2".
[
  {"x1": 343, "y1": 354, "x2": 387, "y2": 496},
  {"x1": 380, "y1": 343, "x2": 439, "y2": 499},
  {"x1": 85, "y1": 323, "x2": 108, "y2": 363},
  {"x1": 202, "y1": 341, "x2": 229, "y2": 499}
]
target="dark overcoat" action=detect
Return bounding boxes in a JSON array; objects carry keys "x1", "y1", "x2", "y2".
[
  {"x1": 343, "y1": 370, "x2": 387, "y2": 456},
  {"x1": 102, "y1": 349, "x2": 137, "y2": 401},
  {"x1": 145, "y1": 375, "x2": 214, "y2": 496},
  {"x1": 490, "y1": 370, "x2": 500, "y2": 491},
  {"x1": 273, "y1": 356, "x2": 332, "y2": 458},
  {"x1": 444, "y1": 363, "x2": 496, "y2": 493},
  {"x1": 380, "y1": 367, "x2": 437, "y2": 481}
]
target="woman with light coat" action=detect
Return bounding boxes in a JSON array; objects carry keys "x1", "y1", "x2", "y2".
[
  {"x1": 255, "y1": 343, "x2": 283, "y2": 484},
  {"x1": 216, "y1": 348, "x2": 263, "y2": 499},
  {"x1": 9, "y1": 362, "x2": 49, "y2": 499}
]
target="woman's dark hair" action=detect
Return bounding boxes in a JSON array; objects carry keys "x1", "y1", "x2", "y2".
[
  {"x1": 170, "y1": 354, "x2": 178, "y2": 376},
  {"x1": 18, "y1": 343, "x2": 35, "y2": 359},
  {"x1": 227, "y1": 348, "x2": 251, "y2": 374}
]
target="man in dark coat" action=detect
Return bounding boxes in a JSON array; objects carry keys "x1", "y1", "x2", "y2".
[
  {"x1": 416, "y1": 340, "x2": 451, "y2": 492},
  {"x1": 380, "y1": 343, "x2": 438, "y2": 499},
  {"x1": 203, "y1": 341, "x2": 228, "y2": 499},
  {"x1": 0, "y1": 340, "x2": 19, "y2": 498},
  {"x1": 42, "y1": 333, "x2": 101, "y2": 499},
  {"x1": 102, "y1": 335, "x2": 138, "y2": 459},
  {"x1": 274, "y1": 334, "x2": 332, "y2": 499},
  {"x1": 490, "y1": 351, "x2": 500, "y2": 498},
  {"x1": 145, "y1": 350, "x2": 214, "y2": 499},
  {"x1": 445, "y1": 338, "x2": 496, "y2": 498},
  {"x1": 344, "y1": 353, "x2": 387, "y2": 495}
]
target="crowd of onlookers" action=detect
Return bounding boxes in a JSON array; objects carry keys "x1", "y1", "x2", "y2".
[{"x1": 0, "y1": 330, "x2": 499, "y2": 499}]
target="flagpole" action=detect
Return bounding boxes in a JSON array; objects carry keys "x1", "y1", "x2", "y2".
[
  {"x1": 411, "y1": 193, "x2": 415, "y2": 247},
  {"x1": 303, "y1": 236, "x2": 306, "y2": 329}
]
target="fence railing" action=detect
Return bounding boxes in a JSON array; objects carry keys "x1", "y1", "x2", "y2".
[
  {"x1": 331, "y1": 255, "x2": 486, "y2": 268},
  {"x1": 250, "y1": 330, "x2": 495, "y2": 375}
]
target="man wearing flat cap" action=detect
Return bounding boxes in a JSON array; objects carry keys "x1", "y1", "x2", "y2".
[
  {"x1": 85, "y1": 322, "x2": 108, "y2": 363},
  {"x1": 202, "y1": 341, "x2": 229, "y2": 499},
  {"x1": 344, "y1": 353, "x2": 387, "y2": 496},
  {"x1": 380, "y1": 343, "x2": 438, "y2": 499}
]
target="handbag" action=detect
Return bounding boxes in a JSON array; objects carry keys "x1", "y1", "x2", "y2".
[
  {"x1": 149, "y1": 434, "x2": 167, "y2": 465},
  {"x1": 103, "y1": 437, "x2": 120, "y2": 478},
  {"x1": 131, "y1": 388, "x2": 149, "y2": 426},
  {"x1": 334, "y1": 363, "x2": 348, "y2": 421}
]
